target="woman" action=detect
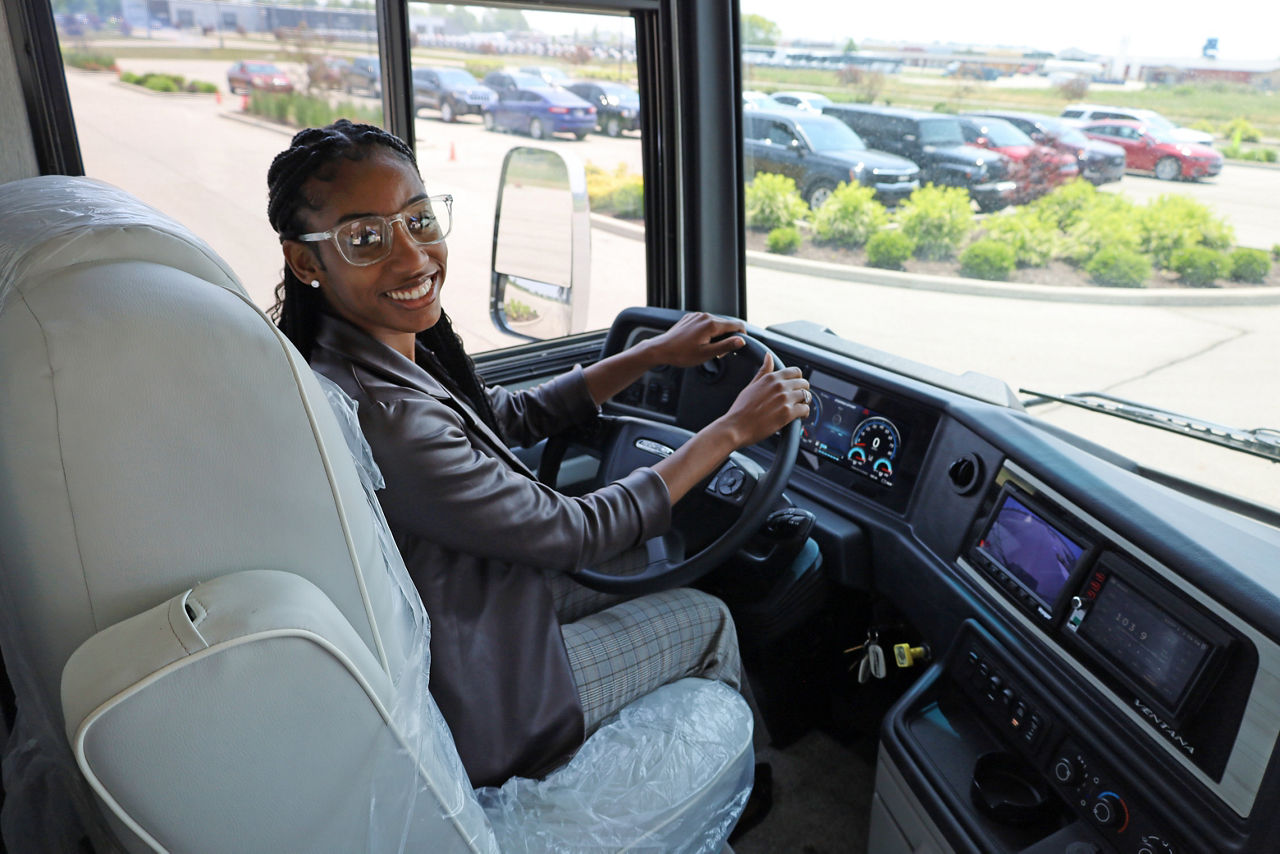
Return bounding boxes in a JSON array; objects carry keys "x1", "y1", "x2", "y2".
[{"x1": 267, "y1": 120, "x2": 810, "y2": 787}]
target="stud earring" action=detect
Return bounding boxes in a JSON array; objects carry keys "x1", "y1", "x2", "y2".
[{"x1": 310, "y1": 279, "x2": 321, "y2": 289}]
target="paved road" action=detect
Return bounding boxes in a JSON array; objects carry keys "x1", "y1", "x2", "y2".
[{"x1": 66, "y1": 66, "x2": 1279, "y2": 510}]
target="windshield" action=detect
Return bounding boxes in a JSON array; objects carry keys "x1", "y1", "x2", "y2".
[
  {"x1": 738, "y1": 6, "x2": 1279, "y2": 512},
  {"x1": 1046, "y1": 121, "x2": 1089, "y2": 145},
  {"x1": 798, "y1": 117, "x2": 866, "y2": 151},
  {"x1": 980, "y1": 120, "x2": 1032, "y2": 147},
  {"x1": 438, "y1": 69, "x2": 479, "y2": 87},
  {"x1": 918, "y1": 118, "x2": 965, "y2": 145}
]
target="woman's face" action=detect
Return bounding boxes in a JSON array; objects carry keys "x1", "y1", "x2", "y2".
[{"x1": 290, "y1": 149, "x2": 448, "y2": 354}]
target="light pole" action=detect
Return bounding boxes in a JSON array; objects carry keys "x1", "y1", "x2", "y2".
[{"x1": 215, "y1": 0, "x2": 224, "y2": 49}]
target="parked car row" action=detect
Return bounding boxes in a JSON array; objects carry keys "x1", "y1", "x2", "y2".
[{"x1": 743, "y1": 101, "x2": 1135, "y2": 212}]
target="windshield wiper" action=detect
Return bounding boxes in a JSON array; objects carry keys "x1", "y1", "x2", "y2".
[{"x1": 1020, "y1": 390, "x2": 1280, "y2": 464}]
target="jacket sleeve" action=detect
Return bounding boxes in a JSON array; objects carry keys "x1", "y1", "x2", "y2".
[
  {"x1": 362, "y1": 394, "x2": 670, "y2": 573},
  {"x1": 485, "y1": 365, "x2": 598, "y2": 448}
]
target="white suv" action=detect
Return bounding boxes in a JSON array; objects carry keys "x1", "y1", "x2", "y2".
[{"x1": 1059, "y1": 104, "x2": 1214, "y2": 146}]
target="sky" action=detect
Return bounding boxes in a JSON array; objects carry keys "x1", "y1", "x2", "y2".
[
  {"x1": 526, "y1": 3, "x2": 1280, "y2": 63},
  {"x1": 736, "y1": 0, "x2": 1280, "y2": 62}
]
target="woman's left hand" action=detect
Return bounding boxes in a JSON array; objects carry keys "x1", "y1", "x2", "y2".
[{"x1": 646, "y1": 312, "x2": 746, "y2": 368}]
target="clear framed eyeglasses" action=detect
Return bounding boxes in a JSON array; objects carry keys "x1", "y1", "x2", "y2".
[{"x1": 296, "y1": 194, "x2": 453, "y2": 267}]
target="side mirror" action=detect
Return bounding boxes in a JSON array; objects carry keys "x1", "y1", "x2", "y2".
[
  {"x1": 490, "y1": 147, "x2": 591, "y2": 341},
  {"x1": 789, "y1": 138, "x2": 804, "y2": 153}
]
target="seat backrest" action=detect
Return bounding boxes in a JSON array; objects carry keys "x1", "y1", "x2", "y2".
[{"x1": 0, "y1": 176, "x2": 492, "y2": 852}]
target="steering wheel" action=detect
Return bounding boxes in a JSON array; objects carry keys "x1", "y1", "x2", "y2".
[{"x1": 539, "y1": 335, "x2": 801, "y2": 594}]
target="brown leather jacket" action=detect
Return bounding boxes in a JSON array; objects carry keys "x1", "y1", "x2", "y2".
[{"x1": 310, "y1": 314, "x2": 671, "y2": 787}]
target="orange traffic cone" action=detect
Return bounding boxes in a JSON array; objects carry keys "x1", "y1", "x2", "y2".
[
  {"x1": 241, "y1": 94, "x2": 249, "y2": 111},
  {"x1": 215, "y1": 91, "x2": 222, "y2": 105},
  {"x1": 449, "y1": 141, "x2": 457, "y2": 162}
]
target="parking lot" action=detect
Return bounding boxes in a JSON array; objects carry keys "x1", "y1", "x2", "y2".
[{"x1": 66, "y1": 63, "x2": 1280, "y2": 509}]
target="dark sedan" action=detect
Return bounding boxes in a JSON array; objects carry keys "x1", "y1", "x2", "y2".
[
  {"x1": 483, "y1": 87, "x2": 596, "y2": 140},
  {"x1": 744, "y1": 109, "x2": 919, "y2": 207},
  {"x1": 567, "y1": 81, "x2": 641, "y2": 137},
  {"x1": 412, "y1": 67, "x2": 496, "y2": 122},
  {"x1": 963, "y1": 110, "x2": 1126, "y2": 185}
]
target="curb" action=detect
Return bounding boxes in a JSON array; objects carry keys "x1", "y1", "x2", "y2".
[
  {"x1": 590, "y1": 214, "x2": 1280, "y2": 307},
  {"x1": 221, "y1": 109, "x2": 296, "y2": 136}
]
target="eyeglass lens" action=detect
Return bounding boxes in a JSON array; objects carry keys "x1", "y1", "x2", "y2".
[{"x1": 336, "y1": 198, "x2": 450, "y2": 264}]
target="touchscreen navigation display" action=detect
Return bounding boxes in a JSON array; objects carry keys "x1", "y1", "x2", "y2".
[
  {"x1": 800, "y1": 372, "x2": 904, "y2": 488},
  {"x1": 977, "y1": 492, "x2": 1085, "y2": 608},
  {"x1": 1078, "y1": 575, "x2": 1213, "y2": 710}
]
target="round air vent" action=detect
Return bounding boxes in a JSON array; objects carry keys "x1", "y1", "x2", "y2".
[{"x1": 948, "y1": 453, "x2": 983, "y2": 495}]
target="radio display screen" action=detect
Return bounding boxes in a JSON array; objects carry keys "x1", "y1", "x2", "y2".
[
  {"x1": 1078, "y1": 575, "x2": 1213, "y2": 710},
  {"x1": 977, "y1": 492, "x2": 1084, "y2": 608}
]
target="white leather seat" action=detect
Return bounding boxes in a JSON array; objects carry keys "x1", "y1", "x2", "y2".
[{"x1": 0, "y1": 176, "x2": 753, "y2": 853}]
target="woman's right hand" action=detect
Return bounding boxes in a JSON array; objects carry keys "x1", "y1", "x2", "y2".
[
  {"x1": 651, "y1": 353, "x2": 809, "y2": 504},
  {"x1": 715, "y1": 354, "x2": 810, "y2": 449}
]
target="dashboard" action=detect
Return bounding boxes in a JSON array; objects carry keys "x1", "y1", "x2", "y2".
[{"x1": 601, "y1": 308, "x2": 1280, "y2": 854}]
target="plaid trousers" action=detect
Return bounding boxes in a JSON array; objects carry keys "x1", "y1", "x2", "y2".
[{"x1": 552, "y1": 575, "x2": 743, "y2": 735}]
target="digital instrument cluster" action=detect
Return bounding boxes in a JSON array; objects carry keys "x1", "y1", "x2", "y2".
[{"x1": 800, "y1": 372, "x2": 905, "y2": 488}]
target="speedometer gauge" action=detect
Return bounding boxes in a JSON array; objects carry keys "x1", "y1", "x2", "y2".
[{"x1": 850, "y1": 417, "x2": 900, "y2": 476}]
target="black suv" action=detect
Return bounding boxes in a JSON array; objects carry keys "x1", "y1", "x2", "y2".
[
  {"x1": 822, "y1": 104, "x2": 1016, "y2": 211},
  {"x1": 412, "y1": 67, "x2": 496, "y2": 122},
  {"x1": 566, "y1": 81, "x2": 641, "y2": 137},
  {"x1": 744, "y1": 109, "x2": 919, "y2": 207},
  {"x1": 344, "y1": 56, "x2": 381, "y2": 98}
]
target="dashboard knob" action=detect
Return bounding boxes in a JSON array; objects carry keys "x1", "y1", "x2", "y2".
[
  {"x1": 1092, "y1": 793, "x2": 1123, "y2": 827},
  {"x1": 947, "y1": 454, "x2": 982, "y2": 494},
  {"x1": 1052, "y1": 756, "x2": 1078, "y2": 784}
]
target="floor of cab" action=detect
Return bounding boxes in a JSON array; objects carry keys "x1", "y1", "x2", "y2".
[{"x1": 734, "y1": 729, "x2": 876, "y2": 853}]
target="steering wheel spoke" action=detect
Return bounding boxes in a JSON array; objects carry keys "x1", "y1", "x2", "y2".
[{"x1": 544, "y1": 325, "x2": 801, "y2": 594}]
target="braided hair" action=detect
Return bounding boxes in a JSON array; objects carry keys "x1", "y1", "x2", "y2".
[{"x1": 266, "y1": 119, "x2": 499, "y2": 434}]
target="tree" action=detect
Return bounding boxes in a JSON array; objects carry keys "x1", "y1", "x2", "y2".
[
  {"x1": 741, "y1": 14, "x2": 780, "y2": 46},
  {"x1": 843, "y1": 38, "x2": 857, "y2": 53}
]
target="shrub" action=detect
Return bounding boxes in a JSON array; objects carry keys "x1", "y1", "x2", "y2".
[
  {"x1": 745, "y1": 173, "x2": 809, "y2": 231},
  {"x1": 190, "y1": 81, "x2": 218, "y2": 94},
  {"x1": 1189, "y1": 119, "x2": 1217, "y2": 134},
  {"x1": 120, "y1": 71, "x2": 139, "y2": 84},
  {"x1": 767, "y1": 226, "x2": 802, "y2": 254},
  {"x1": 585, "y1": 162, "x2": 644, "y2": 217},
  {"x1": 896, "y1": 185, "x2": 973, "y2": 260},
  {"x1": 811, "y1": 183, "x2": 887, "y2": 248},
  {"x1": 1056, "y1": 77, "x2": 1089, "y2": 99},
  {"x1": 1085, "y1": 246, "x2": 1151, "y2": 288},
  {"x1": 979, "y1": 208, "x2": 1059, "y2": 267},
  {"x1": 464, "y1": 60, "x2": 503, "y2": 79},
  {"x1": 1030, "y1": 179, "x2": 1100, "y2": 231},
  {"x1": 1137, "y1": 195, "x2": 1233, "y2": 269},
  {"x1": 1274, "y1": 244, "x2": 1280, "y2": 260},
  {"x1": 865, "y1": 230, "x2": 914, "y2": 270},
  {"x1": 959, "y1": 240, "x2": 1016, "y2": 281},
  {"x1": 1227, "y1": 248, "x2": 1271, "y2": 283},
  {"x1": 1060, "y1": 193, "x2": 1140, "y2": 265},
  {"x1": 63, "y1": 50, "x2": 117, "y2": 71},
  {"x1": 1221, "y1": 118, "x2": 1261, "y2": 143},
  {"x1": 609, "y1": 178, "x2": 644, "y2": 218},
  {"x1": 143, "y1": 75, "x2": 179, "y2": 93},
  {"x1": 1169, "y1": 246, "x2": 1231, "y2": 286}
]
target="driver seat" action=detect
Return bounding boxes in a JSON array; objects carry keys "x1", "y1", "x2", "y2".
[{"x1": 0, "y1": 176, "x2": 753, "y2": 853}]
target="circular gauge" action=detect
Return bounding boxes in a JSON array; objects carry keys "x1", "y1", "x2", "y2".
[
  {"x1": 801, "y1": 392, "x2": 822, "y2": 439},
  {"x1": 850, "y1": 417, "x2": 899, "y2": 471}
]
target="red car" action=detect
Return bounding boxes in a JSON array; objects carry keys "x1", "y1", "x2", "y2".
[
  {"x1": 959, "y1": 116, "x2": 1078, "y2": 203},
  {"x1": 226, "y1": 62, "x2": 294, "y2": 95},
  {"x1": 1077, "y1": 119, "x2": 1222, "y2": 181}
]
